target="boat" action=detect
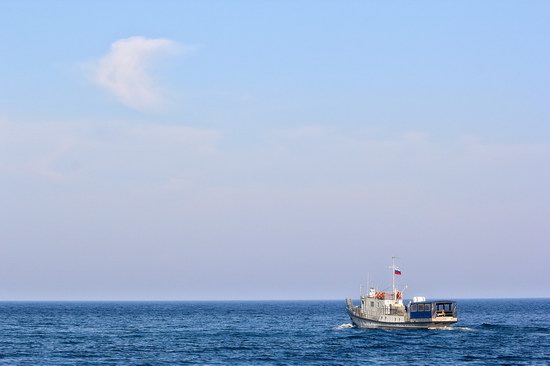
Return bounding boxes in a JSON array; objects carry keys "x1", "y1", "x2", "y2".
[{"x1": 345, "y1": 257, "x2": 458, "y2": 329}]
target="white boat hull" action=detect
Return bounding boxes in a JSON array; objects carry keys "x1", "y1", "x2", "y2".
[{"x1": 347, "y1": 307, "x2": 457, "y2": 329}]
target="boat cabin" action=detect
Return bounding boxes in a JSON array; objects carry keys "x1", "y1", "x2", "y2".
[{"x1": 408, "y1": 300, "x2": 457, "y2": 319}]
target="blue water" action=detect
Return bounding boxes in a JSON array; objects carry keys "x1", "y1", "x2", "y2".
[{"x1": 0, "y1": 299, "x2": 549, "y2": 365}]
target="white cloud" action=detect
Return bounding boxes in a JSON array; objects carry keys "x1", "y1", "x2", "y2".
[{"x1": 91, "y1": 36, "x2": 181, "y2": 110}]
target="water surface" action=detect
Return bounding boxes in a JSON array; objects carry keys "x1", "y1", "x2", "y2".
[{"x1": 0, "y1": 299, "x2": 548, "y2": 365}]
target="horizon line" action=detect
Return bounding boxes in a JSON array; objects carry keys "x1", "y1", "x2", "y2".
[{"x1": 0, "y1": 296, "x2": 548, "y2": 302}]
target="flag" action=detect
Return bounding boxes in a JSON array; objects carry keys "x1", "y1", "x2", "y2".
[{"x1": 394, "y1": 267, "x2": 402, "y2": 275}]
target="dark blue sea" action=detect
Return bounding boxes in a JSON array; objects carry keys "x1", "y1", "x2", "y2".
[{"x1": 0, "y1": 299, "x2": 549, "y2": 365}]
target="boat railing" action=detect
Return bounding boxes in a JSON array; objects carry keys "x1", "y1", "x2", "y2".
[
  {"x1": 346, "y1": 299, "x2": 367, "y2": 317},
  {"x1": 389, "y1": 307, "x2": 405, "y2": 316},
  {"x1": 434, "y1": 303, "x2": 457, "y2": 318},
  {"x1": 435, "y1": 310, "x2": 455, "y2": 318},
  {"x1": 372, "y1": 291, "x2": 403, "y2": 301}
]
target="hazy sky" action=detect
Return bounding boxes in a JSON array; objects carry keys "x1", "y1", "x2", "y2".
[{"x1": 1, "y1": 1, "x2": 549, "y2": 300}]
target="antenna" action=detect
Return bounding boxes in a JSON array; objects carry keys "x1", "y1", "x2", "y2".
[{"x1": 367, "y1": 273, "x2": 370, "y2": 292}]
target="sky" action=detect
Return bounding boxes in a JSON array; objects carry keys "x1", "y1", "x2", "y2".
[{"x1": 0, "y1": 1, "x2": 549, "y2": 300}]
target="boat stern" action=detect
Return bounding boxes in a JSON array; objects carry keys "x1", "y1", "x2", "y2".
[{"x1": 409, "y1": 299, "x2": 458, "y2": 326}]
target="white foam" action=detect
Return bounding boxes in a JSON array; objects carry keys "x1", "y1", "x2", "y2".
[
  {"x1": 428, "y1": 326, "x2": 474, "y2": 331},
  {"x1": 335, "y1": 323, "x2": 355, "y2": 329}
]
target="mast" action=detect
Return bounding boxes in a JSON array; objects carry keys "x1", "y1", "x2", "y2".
[{"x1": 392, "y1": 256, "x2": 396, "y2": 301}]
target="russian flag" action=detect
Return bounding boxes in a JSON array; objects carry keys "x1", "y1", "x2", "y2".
[{"x1": 394, "y1": 267, "x2": 402, "y2": 275}]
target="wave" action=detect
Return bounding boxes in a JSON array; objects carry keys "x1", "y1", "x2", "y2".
[
  {"x1": 480, "y1": 323, "x2": 550, "y2": 334},
  {"x1": 335, "y1": 323, "x2": 355, "y2": 329}
]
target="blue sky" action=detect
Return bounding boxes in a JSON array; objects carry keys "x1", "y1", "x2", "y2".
[{"x1": 0, "y1": 1, "x2": 549, "y2": 300}]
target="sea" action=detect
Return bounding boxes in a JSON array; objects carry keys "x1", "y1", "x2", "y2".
[{"x1": 0, "y1": 299, "x2": 548, "y2": 365}]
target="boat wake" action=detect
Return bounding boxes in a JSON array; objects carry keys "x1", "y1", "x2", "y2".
[
  {"x1": 335, "y1": 323, "x2": 355, "y2": 329},
  {"x1": 428, "y1": 326, "x2": 474, "y2": 332}
]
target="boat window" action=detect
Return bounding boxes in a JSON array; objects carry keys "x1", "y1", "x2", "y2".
[
  {"x1": 370, "y1": 302, "x2": 374, "y2": 307},
  {"x1": 411, "y1": 304, "x2": 417, "y2": 312},
  {"x1": 425, "y1": 304, "x2": 431, "y2": 312},
  {"x1": 418, "y1": 304, "x2": 424, "y2": 311},
  {"x1": 436, "y1": 303, "x2": 452, "y2": 312}
]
